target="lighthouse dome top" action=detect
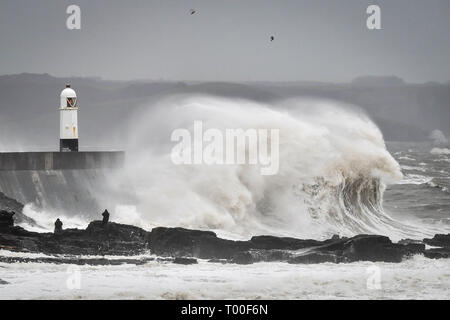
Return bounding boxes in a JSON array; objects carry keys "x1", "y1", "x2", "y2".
[
  {"x1": 60, "y1": 84, "x2": 77, "y2": 109},
  {"x1": 60, "y1": 84, "x2": 77, "y2": 98}
]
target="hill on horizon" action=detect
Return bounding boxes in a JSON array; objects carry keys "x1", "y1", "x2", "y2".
[{"x1": 0, "y1": 73, "x2": 448, "y2": 150}]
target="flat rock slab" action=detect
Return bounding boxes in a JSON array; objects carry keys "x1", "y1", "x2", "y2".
[
  {"x1": 0, "y1": 210, "x2": 449, "y2": 265},
  {"x1": 423, "y1": 234, "x2": 450, "y2": 248},
  {"x1": 173, "y1": 257, "x2": 198, "y2": 265},
  {"x1": 424, "y1": 247, "x2": 450, "y2": 259},
  {"x1": 0, "y1": 220, "x2": 149, "y2": 256},
  {"x1": 0, "y1": 255, "x2": 154, "y2": 266}
]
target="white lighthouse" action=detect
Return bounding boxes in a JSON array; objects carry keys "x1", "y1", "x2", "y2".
[{"x1": 59, "y1": 84, "x2": 79, "y2": 152}]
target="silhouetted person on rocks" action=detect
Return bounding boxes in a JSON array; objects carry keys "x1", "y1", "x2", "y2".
[
  {"x1": 102, "y1": 210, "x2": 110, "y2": 225},
  {"x1": 8, "y1": 212, "x2": 15, "y2": 227},
  {"x1": 54, "y1": 218, "x2": 63, "y2": 234}
]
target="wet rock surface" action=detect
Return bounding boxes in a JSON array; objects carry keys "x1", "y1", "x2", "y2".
[
  {"x1": 0, "y1": 256, "x2": 154, "y2": 266},
  {"x1": 0, "y1": 215, "x2": 149, "y2": 256},
  {"x1": 0, "y1": 210, "x2": 449, "y2": 265},
  {"x1": 288, "y1": 252, "x2": 342, "y2": 264},
  {"x1": 173, "y1": 257, "x2": 198, "y2": 265},
  {"x1": 0, "y1": 192, "x2": 38, "y2": 227},
  {"x1": 423, "y1": 247, "x2": 450, "y2": 259},
  {"x1": 423, "y1": 234, "x2": 450, "y2": 248},
  {"x1": 148, "y1": 229, "x2": 430, "y2": 264}
]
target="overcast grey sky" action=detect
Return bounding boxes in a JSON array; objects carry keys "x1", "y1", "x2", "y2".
[{"x1": 0, "y1": 0, "x2": 449, "y2": 82}]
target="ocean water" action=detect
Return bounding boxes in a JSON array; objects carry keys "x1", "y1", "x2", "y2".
[
  {"x1": 1, "y1": 141, "x2": 449, "y2": 300},
  {"x1": 1, "y1": 97, "x2": 449, "y2": 299},
  {"x1": 10, "y1": 97, "x2": 449, "y2": 242},
  {"x1": 0, "y1": 252, "x2": 449, "y2": 300},
  {"x1": 384, "y1": 142, "x2": 450, "y2": 234}
]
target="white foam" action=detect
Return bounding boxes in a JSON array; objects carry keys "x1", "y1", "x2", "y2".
[
  {"x1": 430, "y1": 148, "x2": 450, "y2": 155},
  {"x1": 398, "y1": 156, "x2": 416, "y2": 161},
  {"x1": 0, "y1": 256, "x2": 449, "y2": 299},
  {"x1": 17, "y1": 204, "x2": 90, "y2": 232},
  {"x1": 400, "y1": 165, "x2": 427, "y2": 172},
  {"x1": 107, "y1": 96, "x2": 415, "y2": 240},
  {"x1": 397, "y1": 174, "x2": 433, "y2": 185}
]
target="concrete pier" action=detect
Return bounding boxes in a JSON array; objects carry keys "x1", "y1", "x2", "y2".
[
  {"x1": 0, "y1": 151, "x2": 127, "y2": 217},
  {"x1": 0, "y1": 152, "x2": 125, "y2": 171}
]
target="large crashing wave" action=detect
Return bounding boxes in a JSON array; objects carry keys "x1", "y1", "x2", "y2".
[{"x1": 108, "y1": 94, "x2": 429, "y2": 240}]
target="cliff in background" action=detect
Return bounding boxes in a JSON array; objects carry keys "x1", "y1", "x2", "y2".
[{"x1": 0, "y1": 73, "x2": 448, "y2": 150}]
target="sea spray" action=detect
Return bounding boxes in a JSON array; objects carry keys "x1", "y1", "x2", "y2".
[{"x1": 107, "y1": 95, "x2": 430, "y2": 240}]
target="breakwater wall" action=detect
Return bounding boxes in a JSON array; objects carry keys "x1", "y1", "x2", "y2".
[{"x1": 0, "y1": 152, "x2": 126, "y2": 217}]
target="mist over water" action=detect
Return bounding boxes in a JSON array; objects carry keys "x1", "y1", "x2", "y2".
[
  {"x1": 430, "y1": 130, "x2": 448, "y2": 146},
  {"x1": 97, "y1": 94, "x2": 436, "y2": 240}
]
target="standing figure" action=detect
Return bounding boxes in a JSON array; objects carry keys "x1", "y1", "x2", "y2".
[
  {"x1": 54, "y1": 218, "x2": 63, "y2": 234},
  {"x1": 7, "y1": 212, "x2": 15, "y2": 228},
  {"x1": 102, "y1": 209, "x2": 110, "y2": 225}
]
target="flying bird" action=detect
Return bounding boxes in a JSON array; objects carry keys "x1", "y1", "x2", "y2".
[
  {"x1": 190, "y1": 9, "x2": 196, "y2": 15},
  {"x1": 270, "y1": 36, "x2": 275, "y2": 42}
]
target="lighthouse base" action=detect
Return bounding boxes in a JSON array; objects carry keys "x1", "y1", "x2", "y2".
[{"x1": 60, "y1": 139, "x2": 78, "y2": 152}]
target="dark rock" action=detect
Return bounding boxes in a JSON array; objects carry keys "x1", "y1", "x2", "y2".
[
  {"x1": 310, "y1": 237, "x2": 349, "y2": 253},
  {"x1": 423, "y1": 234, "x2": 450, "y2": 248},
  {"x1": 257, "y1": 250, "x2": 294, "y2": 262},
  {"x1": 148, "y1": 228, "x2": 338, "y2": 261},
  {"x1": 148, "y1": 227, "x2": 251, "y2": 259},
  {"x1": 86, "y1": 221, "x2": 148, "y2": 242},
  {"x1": 173, "y1": 257, "x2": 198, "y2": 265},
  {"x1": 148, "y1": 228, "x2": 432, "y2": 264},
  {"x1": 306, "y1": 235, "x2": 424, "y2": 263},
  {"x1": 398, "y1": 238, "x2": 423, "y2": 245},
  {"x1": 342, "y1": 235, "x2": 403, "y2": 263},
  {"x1": 148, "y1": 228, "x2": 346, "y2": 261},
  {"x1": 0, "y1": 219, "x2": 149, "y2": 256},
  {"x1": 208, "y1": 259, "x2": 228, "y2": 264},
  {"x1": 232, "y1": 251, "x2": 255, "y2": 265},
  {"x1": 0, "y1": 192, "x2": 39, "y2": 227},
  {"x1": 232, "y1": 249, "x2": 295, "y2": 264},
  {"x1": 288, "y1": 252, "x2": 341, "y2": 264},
  {"x1": 0, "y1": 214, "x2": 446, "y2": 265},
  {"x1": 398, "y1": 242, "x2": 425, "y2": 256},
  {"x1": 0, "y1": 210, "x2": 14, "y2": 228},
  {"x1": 156, "y1": 257, "x2": 174, "y2": 263},
  {"x1": 249, "y1": 235, "x2": 323, "y2": 250},
  {"x1": 424, "y1": 247, "x2": 450, "y2": 259},
  {"x1": 0, "y1": 255, "x2": 154, "y2": 265}
]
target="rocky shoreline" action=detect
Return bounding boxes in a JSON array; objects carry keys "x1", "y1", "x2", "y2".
[{"x1": 0, "y1": 210, "x2": 449, "y2": 265}]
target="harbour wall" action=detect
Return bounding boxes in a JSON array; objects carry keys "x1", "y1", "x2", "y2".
[
  {"x1": 0, "y1": 152, "x2": 127, "y2": 217},
  {"x1": 0, "y1": 152, "x2": 124, "y2": 171}
]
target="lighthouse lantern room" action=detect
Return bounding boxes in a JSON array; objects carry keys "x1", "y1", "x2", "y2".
[{"x1": 60, "y1": 84, "x2": 79, "y2": 152}]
